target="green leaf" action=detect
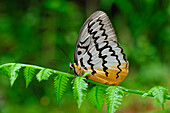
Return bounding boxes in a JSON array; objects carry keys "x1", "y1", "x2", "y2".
[
  {"x1": 106, "y1": 86, "x2": 124, "y2": 113},
  {"x1": 54, "y1": 74, "x2": 69, "y2": 106},
  {"x1": 24, "y1": 67, "x2": 35, "y2": 88},
  {"x1": 0, "y1": 66, "x2": 10, "y2": 76},
  {"x1": 88, "y1": 85, "x2": 107, "y2": 111},
  {"x1": 73, "y1": 76, "x2": 88, "y2": 108},
  {"x1": 10, "y1": 63, "x2": 22, "y2": 86},
  {"x1": 142, "y1": 86, "x2": 168, "y2": 110},
  {"x1": 36, "y1": 68, "x2": 53, "y2": 82}
]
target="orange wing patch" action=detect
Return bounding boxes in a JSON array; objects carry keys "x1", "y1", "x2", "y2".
[{"x1": 73, "y1": 62, "x2": 129, "y2": 85}]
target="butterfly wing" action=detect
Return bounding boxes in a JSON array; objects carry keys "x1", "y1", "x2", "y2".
[{"x1": 74, "y1": 11, "x2": 128, "y2": 85}]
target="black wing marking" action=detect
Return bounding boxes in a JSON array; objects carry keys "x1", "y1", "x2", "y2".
[{"x1": 74, "y1": 11, "x2": 127, "y2": 79}]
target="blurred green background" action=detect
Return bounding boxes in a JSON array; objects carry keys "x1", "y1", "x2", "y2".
[{"x1": 0, "y1": 0, "x2": 170, "y2": 113}]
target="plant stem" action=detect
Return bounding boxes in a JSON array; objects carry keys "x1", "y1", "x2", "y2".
[
  {"x1": 0, "y1": 63, "x2": 170, "y2": 100},
  {"x1": 85, "y1": 79, "x2": 170, "y2": 100},
  {"x1": 0, "y1": 63, "x2": 74, "y2": 78}
]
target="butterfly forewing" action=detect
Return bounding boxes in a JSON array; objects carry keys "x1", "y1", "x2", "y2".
[{"x1": 73, "y1": 11, "x2": 129, "y2": 85}]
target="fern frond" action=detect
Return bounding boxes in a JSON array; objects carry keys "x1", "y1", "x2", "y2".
[
  {"x1": 88, "y1": 85, "x2": 107, "y2": 111},
  {"x1": 24, "y1": 67, "x2": 36, "y2": 88},
  {"x1": 9, "y1": 63, "x2": 22, "y2": 86},
  {"x1": 142, "y1": 86, "x2": 168, "y2": 110},
  {"x1": 106, "y1": 86, "x2": 124, "y2": 113},
  {"x1": 54, "y1": 74, "x2": 69, "y2": 106},
  {"x1": 0, "y1": 66, "x2": 10, "y2": 76},
  {"x1": 36, "y1": 68, "x2": 53, "y2": 82},
  {"x1": 73, "y1": 76, "x2": 88, "y2": 108}
]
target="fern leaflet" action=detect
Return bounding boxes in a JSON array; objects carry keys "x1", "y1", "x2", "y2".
[
  {"x1": 88, "y1": 85, "x2": 107, "y2": 111},
  {"x1": 54, "y1": 74, "x2": 69, "y2": 106},
  {"x1": 0, "y1": 66, "x2": 10, "y2": 76},
  {"x1": 106, "y1": 86, "x2": 124, "y2": 113},
  {"x1": 36, "y1": 68, "x2": 53, "y2": 82},
  {"x1": 73, "y1": 76, "x2": 88, "y2": 108},
  {"x1": 24, "y1": 67, "x2": 35, "y2": 88},
  {"x1": 142, "y1": 86, "x2": 168, "y2": 110},
  {"x1": 9, "y1": 63, "x2": 22, "y2": 86}
]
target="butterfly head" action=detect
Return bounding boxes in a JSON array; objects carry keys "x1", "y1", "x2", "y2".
[{"x1": 69, "y1": 62, "x2": 74, "y2": 69}]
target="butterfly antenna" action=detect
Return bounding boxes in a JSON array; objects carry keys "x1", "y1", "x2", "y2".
[
  {"x1": 51, "y1": 59, "x2": 69, "y2": 63},
  {"x1": 67, "y1": 68, "x2": 72, "y2": 73},
  {"x1": 60, "y1": 48, "x2": 72, "y2": 62}
]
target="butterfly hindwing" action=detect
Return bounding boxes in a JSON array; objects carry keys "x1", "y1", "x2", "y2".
[{"x1": 73, "y1": 11, "x2": 129, "y2": 85}]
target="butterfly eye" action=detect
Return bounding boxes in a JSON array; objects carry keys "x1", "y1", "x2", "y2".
[{"x1": 69, "y1": 63, "x2": 74, "y2": 69}]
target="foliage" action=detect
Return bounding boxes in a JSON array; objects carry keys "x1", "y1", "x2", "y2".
[
  {"x1": 36, "y1": 68, "x2": 53, "y2": 82},
  {"x1": 142, "y1": 86, "x2": 169, "y2": 110},
  {"x1": 54, "y1": 74, "x2": 69, "y2": 106},
  {"x1": 73, "y1": 76, "x2": 88, "y2": 108},
  {"x1": 0, "y1": 63, "x2": 170, "y2": 113},
  {"x1": 88, "y1": 85, "x2": 106, "y2": 111},
  {"x1": 106, "y1": 86, "x2": 124, "y2": 113},
  {"x1": 24, "y1": 67, "x2": 35, "y2": 88},
  {"x1": 10, "y1": 64, "x2": 22, "y2": 86}
]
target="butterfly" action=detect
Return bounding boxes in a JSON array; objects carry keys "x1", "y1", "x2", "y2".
[{"x1": 70, "y1": 11, "x2": 129, "y2": 85}]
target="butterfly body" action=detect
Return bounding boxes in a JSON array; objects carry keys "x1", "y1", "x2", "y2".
[{"x1": 70, "y1": 11, "x2": 129, "y2": 85}]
